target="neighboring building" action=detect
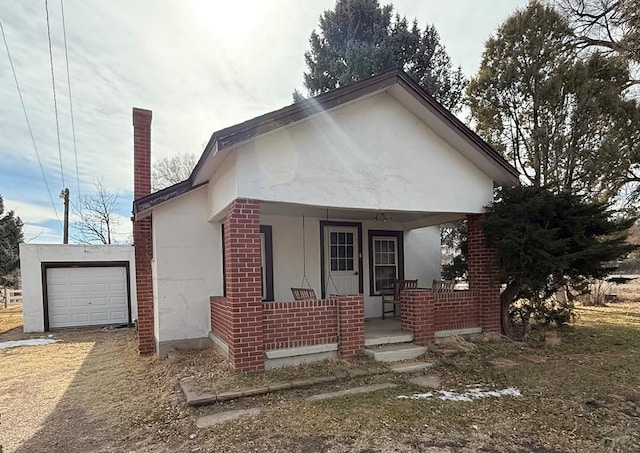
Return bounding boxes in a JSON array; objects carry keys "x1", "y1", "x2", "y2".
[
  {"x1": 20, "y1": 244, "x2": 136, "y2": 332},
  {"x1": 132, "y1": 70, "x2": 518, "y2": 371}
]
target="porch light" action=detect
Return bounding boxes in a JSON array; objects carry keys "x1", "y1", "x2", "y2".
[{"x1": 374, "y1": 212, "x2": 390, "y2": 223}]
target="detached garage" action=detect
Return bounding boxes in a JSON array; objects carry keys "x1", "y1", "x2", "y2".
[{"x1": 20, "y1": 244, "x2": 137, "y2": 332}]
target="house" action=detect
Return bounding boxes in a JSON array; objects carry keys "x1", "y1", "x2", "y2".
[{"x1": 131, "y1": 70, "x2": 518, "y2": 371}]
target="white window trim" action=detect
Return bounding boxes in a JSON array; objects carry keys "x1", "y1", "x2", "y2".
[{"x1": 372, "y1": 236, "x2": 398, "y2": 294}]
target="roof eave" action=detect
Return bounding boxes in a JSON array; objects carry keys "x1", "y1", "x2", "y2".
[
  {"x1": 133, "y1": 180, "x2": 207, "y2": 219},
  {"x1": 189, "y1": 69, "x2": 403, "y2": 184}
]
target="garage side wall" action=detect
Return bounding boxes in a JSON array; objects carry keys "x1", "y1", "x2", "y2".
[{"x1": 19, "y1": 244, "x2": 137, "y2": 332}]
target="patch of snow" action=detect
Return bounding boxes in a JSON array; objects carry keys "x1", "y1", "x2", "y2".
[
  {"x1": 0, "y1": 338, "x2": 58, "y2": 350},
  {"x1": 398, "y1": 392, "x2": 433, "y2": 399},
  {"x1": 398, "y1": 387, "x2": 521, "y2": 401}
]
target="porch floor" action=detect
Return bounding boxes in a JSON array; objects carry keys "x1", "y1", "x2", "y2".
[{"x1": 364, "y1": 317, "x2": 405, "y2": 342}]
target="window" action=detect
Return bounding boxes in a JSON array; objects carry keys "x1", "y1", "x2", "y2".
[
  {"x1": 329, "y1": 231, "x2": 355, "y2": 271},
  {"x1": 373, "y1": 237, "x2": 397, "y2": 293},
  {"x1": 368, "y1": 230, "x2": 404, "y2": 295}
]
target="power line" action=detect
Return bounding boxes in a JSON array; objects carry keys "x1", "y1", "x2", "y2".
[
  {"x1": 45, "y1": 0, "x2": 65, "y2": 189},
  {"x1": 60, "y1": 0, "x2": 81, "y2": 202},
  {"x1": 0, "y1": 19, "x2": 62, "y2": 226}
]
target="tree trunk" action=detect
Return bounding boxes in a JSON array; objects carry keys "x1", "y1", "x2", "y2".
[{"x1": 500, "y1": 281, "x2": 521, "y2": 340}]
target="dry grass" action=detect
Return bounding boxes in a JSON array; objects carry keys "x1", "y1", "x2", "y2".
[
  {"x1": 0, "y1": 304, "x2": 23, "y2": 334},
  {"x1": 1, "y1": 283, "x2": 639, "y2": 452},
  {"x1": 608, "y1": 275, "x2": 640, "y2": 302},
  {"x1": 0, "y1": 328, "x2": 189, "y2": 453},
  {"x1": 173, "y1": 346, "x2": 388, "y2": 394}
]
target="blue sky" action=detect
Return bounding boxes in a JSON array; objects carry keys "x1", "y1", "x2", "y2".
[{"x1": 0, "y1": 0, "x2": 527, "y2": 243}]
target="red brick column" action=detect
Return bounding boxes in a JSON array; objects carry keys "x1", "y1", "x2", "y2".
[
  {"x1": 335, "y1": 294, "x2": 364, "y2": 358},
  {"x1": 400, "y1": 289, "x2": 434, "y2": 343},
  {"x1": 132, "y1": 107, "x2": 154, "y2": 355},
  {"x1": 223, "y1": 198, "x2": 264, "y2": 372},
  {"x1": 467, "y1": 214, "x2": 501, "y2": 334}
]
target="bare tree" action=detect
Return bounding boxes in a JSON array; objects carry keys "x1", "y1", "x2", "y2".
[
  {"x1": 152, "y1": 153, "x2": 197, "y2": 191},
  {"x1": 74, "y1": 178, "x2": 121, "y2": 244},
  {"x1": 557, "y1": 0, "x2": 640, "y2": 70}
]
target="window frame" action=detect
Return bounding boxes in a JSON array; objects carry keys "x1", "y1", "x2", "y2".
[
  {"x1": 260, "y1": 225, "x2": 274, "y2": 302},
  {"x1": 368, "y1": 230, "x2": 404, "y2": 296}
]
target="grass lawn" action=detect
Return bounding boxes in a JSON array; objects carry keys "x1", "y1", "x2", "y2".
[
  {"x1": 1, "y1": 294, "x2": 638, "y2": 452},
  {"x1": 0, "y1": 304, "x2": 23, "y2": 334}
]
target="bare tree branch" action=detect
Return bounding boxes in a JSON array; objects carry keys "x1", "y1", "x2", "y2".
[
  {"x1": 73, "y1": 178, "x2": 121, "y2": 245},
  {"x1": 152, "y1": 153, "x2": 197, "y2": 191}
]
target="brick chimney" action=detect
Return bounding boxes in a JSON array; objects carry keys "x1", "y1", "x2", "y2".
[
  {"x1": 133, "y1": 108, "x2": 152, "y2": 198},
  {"x1": 132, "y1": 107, "x2": 154, "y2": 354}
]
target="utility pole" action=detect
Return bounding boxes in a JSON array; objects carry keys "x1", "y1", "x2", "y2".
[{"x1": 60, "y1": 188, "x2": 69, "y2": 244}]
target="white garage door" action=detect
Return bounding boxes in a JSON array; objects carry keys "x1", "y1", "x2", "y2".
[{"x1": 47, "y1": 266, "x2": 129, "y2": 328}]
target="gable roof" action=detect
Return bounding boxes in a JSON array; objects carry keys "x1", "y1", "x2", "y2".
[{"x1": 134, "y1": 69, "x2": 519, "y2": 216}]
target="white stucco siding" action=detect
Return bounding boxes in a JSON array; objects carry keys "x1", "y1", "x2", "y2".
[
  {"x1": 151, "y1": 257, "x2": 160, "y2": 341},
  {"x1": 207, "y1": 153, "x2": 238, "y2": 220},
  {"x1": 235, "y1": 92, "x2": 494, "y2": 213},
  {"x1": 404, "y1": 227, "x2": 442, "y2": 289},
  {"x1": 262, "y1": 215, "x2": 441, "y2": 318},
  {"x1": 262, "y1": 215, "x2": 322, "y2": 303},
  {"x1": 153, "y1": 187, "x2": 222, "y2": 343},
  {"x1": 19, "y1": 244, "x2": 136, "y2": 332}
]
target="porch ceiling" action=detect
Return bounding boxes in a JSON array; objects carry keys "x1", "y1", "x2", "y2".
[{"x1": 259, "y1": 201, "x2": 467, "y2": 229}]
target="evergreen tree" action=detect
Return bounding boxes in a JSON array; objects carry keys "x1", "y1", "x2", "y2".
[
  {"x1": 483, "y1": 185, "x2": 636, "y2": 338},
  {"x1": 0, "y1": 195, "x2": 24, "y2": 285},
  {"x1": 299, "y1": 0, "x2": 466, "y2": 112}
]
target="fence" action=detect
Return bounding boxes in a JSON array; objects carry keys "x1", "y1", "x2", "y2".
[{"x1": 1, "y1": 287, "x2": 22, "y2": 308}]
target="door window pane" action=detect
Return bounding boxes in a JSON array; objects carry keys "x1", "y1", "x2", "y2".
[{"x1": 329, "y1": 231, "x2": 355, "y2": 272}]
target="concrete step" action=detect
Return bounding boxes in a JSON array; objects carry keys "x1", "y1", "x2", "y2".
[
  {"x1": 364, "y1": 332, "x2": 413, "y2": 347},
  {"x1": 389, "y1": 361, "x2": 433, "y2": 373},
  {"x1": 364, "y1": 343, "x2": 427, "y2": 363}
]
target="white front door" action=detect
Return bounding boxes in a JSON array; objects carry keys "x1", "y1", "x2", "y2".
[{"x1": 324, "y1": 225, "x2": 360, "y2": 295}]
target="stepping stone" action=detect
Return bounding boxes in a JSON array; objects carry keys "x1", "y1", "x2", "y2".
[
  {"x1": 307, "y1": 383, "x2": 397, "y2": 401},
  {"x1": 526, "y1": 355, "x2": 547, "y2": 364},
  {"x1": 390, "y1": 361, "x2": 433, "y2": 373},
  {"x1": 196, "y1": 408, "x2": 261, "y2": 428},
  {"x1": 408, "y1": 375, "x2": 441, "y2": 389},
  {"x1": 489, "y1": 358, "x2": 519, "y2": 368},
  {"x1": 180, "y1": 377, "x2": 217, "y2": 406}
]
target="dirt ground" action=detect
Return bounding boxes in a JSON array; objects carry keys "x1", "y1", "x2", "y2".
[{"x1": 0, "y1": 280, "x2": 639, "y2": 453}]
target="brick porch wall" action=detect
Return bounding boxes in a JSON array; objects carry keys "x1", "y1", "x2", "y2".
[
  {"x1": 401, "y1": 289, "x2": 435, "y2": 343},
  {"x1": 263, "y1": 299, "x2": 338, "y2": 350},
  {"x1": 433, "y1": 291, "x2": 481, "y2": 331},
  {"x1": 466, "y1": 214, "x2": 501, "y2": 333},
  {"x1": 132, "y1": 107, "x2": 154, "y2": 355},
  {"x1": 210, "y1": 296, "x2": 232, "y2": 347},
  {"x1": 221, "y1": 198, "x2": 264, "y2": 372},
  {"x1": 335, "y1": 294, "x2": 365, "y2": 358},
  {"x1": 210, "y1": 199, "x2": 366, "y2": 370},
  {"x1": 402, "y1": 289, "x2": 484, "y2": 342}
]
